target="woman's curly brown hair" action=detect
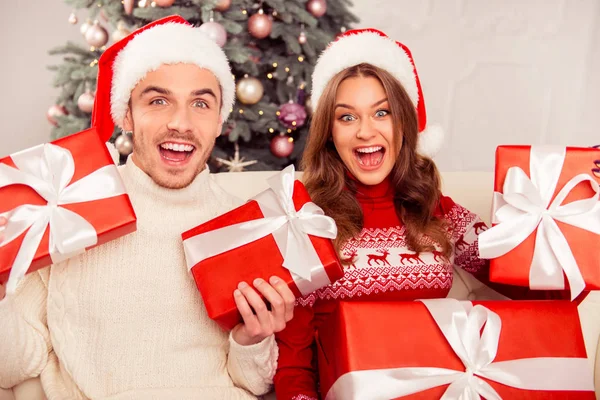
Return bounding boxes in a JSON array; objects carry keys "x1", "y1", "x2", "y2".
[{"x1": 302, "y1": 63, "x2": 451, "y2": 261}]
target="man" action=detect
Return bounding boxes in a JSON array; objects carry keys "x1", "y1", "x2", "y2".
[{"x1": 0, "y1": 16, "x2": 293, "y2": 399}]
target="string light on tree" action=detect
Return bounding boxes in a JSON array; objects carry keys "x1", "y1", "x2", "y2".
[
  {"x1": 248, "y1": 8, "x2": 272, "y2": 39},
  {"x1": 335, "y1": 26, "x2": 347, "y2": 39}
]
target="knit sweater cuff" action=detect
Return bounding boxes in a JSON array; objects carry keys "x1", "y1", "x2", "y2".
[
  {"x1": 227, "y1": 333, "x2": 278, "y2": 395},
  {"x1": 228, "y1": 332, "x2": 276, "y2": 358}
]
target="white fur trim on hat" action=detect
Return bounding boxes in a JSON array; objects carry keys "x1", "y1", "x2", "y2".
[
  {"x1": 416, "y1": 124, "x2": 444, "y2": 158},
  {"x1": 110, "y1": 22, "x2": 235, "y2": 127},
  {"x1": 311, "y1": 31, "x2": 418, "y2": 111}
]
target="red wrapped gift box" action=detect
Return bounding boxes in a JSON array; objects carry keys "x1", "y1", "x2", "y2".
[
  {"x1": 478, "y1": 145, "x2": 600, "y2": 300},
  {"x1": 182, "y1": 166, "x2": 343, "y2": 331},
  {"x1": 317, "y1": 299, "x2": 595, "y2": 399},
  {"x1": 0, "y1": 127, "x2": 137, "y2": 290}
]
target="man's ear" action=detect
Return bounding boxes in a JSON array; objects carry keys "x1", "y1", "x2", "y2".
[
  {"x1": 122, "y1": 106, "x2": 134, "y2": 132},
  {"x1": 216, "y1": 115, "x2": 224, "y2": 137}
]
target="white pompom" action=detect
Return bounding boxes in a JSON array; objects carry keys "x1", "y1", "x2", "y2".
[{"x1": 417, "y1": 124, "x2": 444, "y2": 158}]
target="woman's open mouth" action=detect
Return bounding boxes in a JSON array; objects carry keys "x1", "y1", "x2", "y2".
[{"x1": 354, "y1": 146, "x2": 385, "y2": 170}]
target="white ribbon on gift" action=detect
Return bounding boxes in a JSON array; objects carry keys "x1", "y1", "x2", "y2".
[
  {"x1": 477, "y1": 146, "x2": 600, "y2": 300},
  {"x1": 0, "y1": 143, "x2": 127, "y2": 294},
  {"x1": 325, "y1": 298, "x2": 595, "y2": 400},
  {"x1": 182, "y1": 165, "x2": 337, "y2": 295}
]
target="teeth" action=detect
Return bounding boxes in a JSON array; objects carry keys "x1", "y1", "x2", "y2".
[
  {"x1": 355, "y1": 146, "x2": 382, "y2": 154},
  {"x1": 160, "y1": 142, "x2": 195, "y2": 152}
]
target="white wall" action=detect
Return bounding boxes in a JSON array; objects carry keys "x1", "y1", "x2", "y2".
[
  {"x1": 1, "y1": 0, "x2": 598, "y2": 171},
  {"x1": 352, "y1": 0, "x2": 600, "y2": 171},
  {"x1": 0, "y1": 0, "x2": 81, "y2": 156}
]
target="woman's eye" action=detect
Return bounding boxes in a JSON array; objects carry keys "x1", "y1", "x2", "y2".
[
  {"x1": 375, "y1": 110, "x2": 389, "y2": 117},
  {"x1": 340, "y1": 114, "x2": 356, "y2": 122}
]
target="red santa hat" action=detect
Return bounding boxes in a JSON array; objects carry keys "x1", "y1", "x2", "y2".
[
  {"x1": 92, "y1": 15, "x2": 235, "y2": 142},
  {"x1": 311, "y1": 28, "x2": 443, "y2": 157}
]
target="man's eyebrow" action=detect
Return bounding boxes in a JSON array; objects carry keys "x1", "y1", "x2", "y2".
[
  {"x1": 190, "y1": 88, "x2": 217, "y2": 100},
  {"x1": 139, "y1": 86, "x2": 172, "y2": 97}
]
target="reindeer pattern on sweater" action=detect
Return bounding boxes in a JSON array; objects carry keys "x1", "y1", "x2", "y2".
[{"x1": 297, "y1": 201, "x2": 488, "y2": 307}]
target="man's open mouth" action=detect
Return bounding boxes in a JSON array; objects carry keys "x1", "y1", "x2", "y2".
[{"x1": 158, "y1": 141, "x2": 196, "y2": 163}]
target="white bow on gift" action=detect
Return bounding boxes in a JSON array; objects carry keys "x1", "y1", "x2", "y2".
[
  {"x1": 0, "y1": 143, "x2": 126, "y2": 294},
  {"x1": 183, "y1": 165, "x2": 338, "y2": 295},
  {"x1": 478, "y1": 146, "x2": 600, "y2": 300},
  {"x1": 325, "y1": 298, "x2": 594, "y2": 400}
]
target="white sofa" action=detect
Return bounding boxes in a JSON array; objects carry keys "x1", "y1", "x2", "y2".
[{"x1": 2, "y1": 170, "x2": 599, "y2": 399}]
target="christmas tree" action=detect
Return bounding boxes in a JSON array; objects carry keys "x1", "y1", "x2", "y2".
[{"x1": 47, "y1": 0, "x2": 358, "y2": 171}]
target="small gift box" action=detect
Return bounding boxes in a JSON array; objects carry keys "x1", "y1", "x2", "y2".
[
  {"x1": 478, "y1": 145, "x2": 600, "y2": 300},
  {"x1": 0, "y1": 127, "x2": 137, "y2": 292},
  {"x1": 182, "y1": 165, "x2": 343, "y2": 330}
]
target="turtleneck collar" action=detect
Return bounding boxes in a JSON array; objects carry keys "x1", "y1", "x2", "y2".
[
  {"x1": 348, "y1": 172, "x2": 394, "y2": 205},
  {"x1": 120, "y1": 156, "x2": 211, "y2": 207}
]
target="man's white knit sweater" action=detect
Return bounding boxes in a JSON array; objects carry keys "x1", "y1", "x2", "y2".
[{"x1": 0, "y1": 157, "x2": 278, "y2": 399}]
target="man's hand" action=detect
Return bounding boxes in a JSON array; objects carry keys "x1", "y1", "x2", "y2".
[{"x1": 231, "y1": 275, "x2": 295, "y2": 346}]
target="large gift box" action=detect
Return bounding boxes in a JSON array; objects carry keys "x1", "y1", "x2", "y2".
[
  {"x1": 182, "y1": 165, "x2": 342, "y2": 331},
  {"x1": 0, "y1": 127, "x2": 137, "y2": 292},
  {"x1": 317, "y1": 299, "x2": 595, "y2": 399},
  {"x1": 478, "y1": 145, "x2": 600, "y2": 300}
]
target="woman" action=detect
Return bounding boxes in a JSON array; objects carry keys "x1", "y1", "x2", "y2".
[{"x1": 273, "y1": 28, "x2": 577, "y2": 400}]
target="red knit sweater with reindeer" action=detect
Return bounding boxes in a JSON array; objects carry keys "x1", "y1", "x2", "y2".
[{"x1": 273, "y1": 177, "x2": 570, "y2": 400}]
